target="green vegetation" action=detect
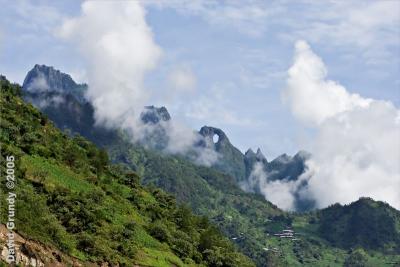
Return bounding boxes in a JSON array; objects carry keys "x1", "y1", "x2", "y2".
[
  {"x1": 318, "y1": 198, "x2": 400, "y2": 252},
  {"x1": 103, "y1": 132, "x2": 400, "y2": 266},
  {"x1": 2, "y1": 75, "x2": 400, "y2": 267},
  {"x1": 106, "y1": 139, "x2": 287, "y2": 264},
  {"x1": 0, "y1": 76, "x2": 254, "y2": 266}
]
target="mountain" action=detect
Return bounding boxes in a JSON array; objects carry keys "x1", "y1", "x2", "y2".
[
  {"x1": 141, "y1": 105, "x2": 171, "y2": 124},
  {"x1": 0, "y1": 75, "x2": 254, "y2": 266},
  {"x1": 245, "y1": 148, "x2": 268, "y2": 168},
  {"x1": 23, "y1": 64, "x2": 87, "y2": 102},
  {"x1": 195, "y1": 127, "x2": 314, "y2": 211},
  {"x1": 138, "y1": 105, "x2": 172, "y2": 151},
  {"x1": 198, "y1": 126, "x2": 247, "y2": 181},
  {"x1": 242, "y1": 150, "x2": 314, "y2": 211},
  {"x1": 265, "y1": 151, "x2": 309, "y2": 182},
  {"x1": 22, "y1": 65, "x2": 310, "y2": 197},
  {"x1": 16, "y1": 66, "x2": 400, "y2": 266},
  {"x1": 20, "y1": 65, "x2": 287, "y2": 265},
  {"x1": 195, "y1": 126, "x2": 312, "y2": 209}
]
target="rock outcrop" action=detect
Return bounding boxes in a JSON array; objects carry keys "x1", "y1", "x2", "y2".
[
  {"x1": 244, "y1": 148, "x2": 268, "y2": 178},
  {"x1": 198, "y1": 126, "x2": 247, "y2": 181},
  {"x1": 140, "y1": 105, "x2": 171, "y2": 124},
  {"x1": 23, "y1": 64, "x2": 87, "y2": 95},
  {"x1": 0, "y1": 225, "x2": 83, "y2": 267}
]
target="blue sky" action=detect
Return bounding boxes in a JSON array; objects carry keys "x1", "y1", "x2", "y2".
[{"x1": 1, "y1": 0, "x2": 399, "y2": 159}]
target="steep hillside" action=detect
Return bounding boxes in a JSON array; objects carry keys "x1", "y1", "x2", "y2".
[
  {"x1": 0, "y1": 76, "x2": 254, "y2": 266},
  {"x1": 17, "y1": 66, "x2": 400, "y2": 266}
]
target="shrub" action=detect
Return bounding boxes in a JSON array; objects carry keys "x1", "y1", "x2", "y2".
[{"x1": 148, "y1": 220, "x2": 171, "y2": 243}]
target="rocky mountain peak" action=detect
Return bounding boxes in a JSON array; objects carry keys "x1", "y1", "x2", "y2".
[
  {"x1": 199, "y1": 126, "x2": 229, "y2": 145},
  {"x1": 23, "y1": 64, "x2": 84, "y2": 92},
  {"x1": 245, "y1": 148, "x2": 256, "y2": 157},
  {"x1": 245, "y1": 148, "x2": 267, "y2": 163},
  {"x1": 272, "y1": 153, "x2": 292, "y2": 164},
  {"x1": 256, "y1": 148, "x2": 267, "y2": 162},
  {"x1": 293, "y1": 150, "x2": 311, "y2": 160},
  {"x1": 22, "y1": 64, "x2": 88, "y2": 104},
  {"x1": 140, "y1": 105, "x2": 171, "y2": 124},
  {"x1": 198, "y1": 126, "x2": 247, "y2": 181}
]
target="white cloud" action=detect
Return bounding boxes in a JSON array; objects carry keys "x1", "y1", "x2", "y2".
[
  {"x1": 58, "y1": 1, "x2": 162, "y2": 127},
  {"x1": 163, "y1": 120, "x2": 198, "y2": 154},
  {"x1": 167, "y1": 64, "x2": 196, "y2": 93},
  {"x1": 25, "y1": 93, "x2": 65, "y2": 109},
  {"x1": 242, "y1": 162, "x2": 305, "y2": 211},
  {"x1": 24, "y1": 74, "x2": 50, "y2": 93},
  {"x1": 163, "y1": 120, "x2": 220, "y2": 166},
  {"x1": 284, "y1": 41, "x2": 400, "y2": 210},
  {"x1": 56, "y1": 1, "x2": 218, "y2": 166},
  {"x1": 283, "y1": 40, "x2": 371, "y2": 125},
  {"x1": 68, "y1": 68, "x2": 87, "y2": 84}
]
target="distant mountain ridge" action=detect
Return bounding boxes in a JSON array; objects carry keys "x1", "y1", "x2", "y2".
[{"x1": 22, "y1": 64, "x2": 312, "y2": 212}]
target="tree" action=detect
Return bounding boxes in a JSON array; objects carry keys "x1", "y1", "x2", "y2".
[
  {"x1": 344, "y1": 249, "x2": 370, "y2": 267},
  {"x1": 94, "y1": 149, "x2": 109, "y2": 176}
]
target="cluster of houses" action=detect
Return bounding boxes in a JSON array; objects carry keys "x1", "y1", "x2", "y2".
[
  {"x1": 261, "y1": 228, "x2": 300, "y2": 254},
  {"x1": 273, "y1": 228, "x2": 299, "y2": 241},
  {"x1": 263, "y1": 247, "x2": 280, "y2": 253},
  {"x1": 233, "y1": 228, "x2": 302, "y2": 255}
]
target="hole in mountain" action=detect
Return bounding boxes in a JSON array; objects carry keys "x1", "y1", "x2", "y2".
[{"x1": 213, "y1": 134, "x2": 219, "y2": 143}]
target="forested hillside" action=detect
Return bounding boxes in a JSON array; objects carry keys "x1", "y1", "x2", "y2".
[{"x1": 0, "y1": 76, "x2": 254, "y2": 266}]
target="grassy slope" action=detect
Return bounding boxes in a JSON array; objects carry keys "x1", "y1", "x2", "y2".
[{"x1": 0, "y1": 76, "x2": 254, "y2": 266}]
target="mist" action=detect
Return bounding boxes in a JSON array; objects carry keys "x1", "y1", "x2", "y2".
[{"x1": 57, "y1": 1, "x2": 219, "y2": 165}]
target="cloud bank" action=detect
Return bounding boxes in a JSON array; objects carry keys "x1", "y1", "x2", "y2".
[
  {"x1": 283, "y1": 41, "x2": 372, "y2": 125},
  {"x1": 249, "y1": 41, "x2": 399, "y2": 211},
  {"x1": 283, "y1": 41, "x2": 400, "y2": 210},
  {"x1": 244, "y1": 162, "x2": 305, "y2": 211},
  {"x1": 57, "y1": 1, "x2": 218, "y2": 165},
  {"x1": 59, "y1": 1, "x2": 162, "y2": 127}
]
